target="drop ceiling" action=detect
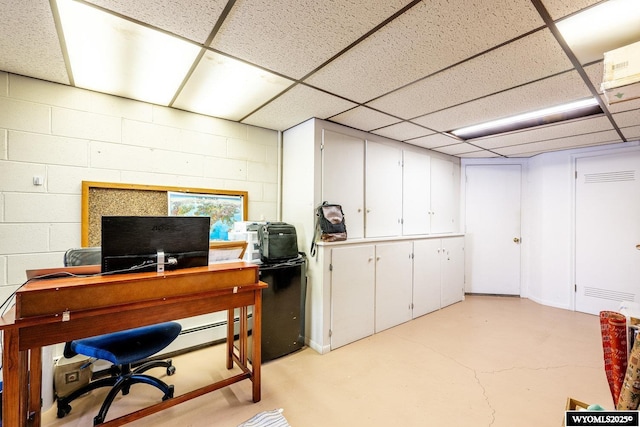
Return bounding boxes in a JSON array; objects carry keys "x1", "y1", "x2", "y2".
[{"x1": 1, "y1": 0, "x2": 639, "y2": 158}]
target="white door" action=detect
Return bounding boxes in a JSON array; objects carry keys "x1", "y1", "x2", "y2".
[
  {"x1": 430, "y1": 157, "x2": 456, "y2": 233},
  {"x1": 322, "y1": 130, "x2": 365, "y2": 238},
  {"x1": 575, "y1": 151, "x2": 640, "y2": 315},
  {"x1": 413, "y1": 239, "x2": 442, "y2": 317},
  {"x1": 465, "y1": 165, "x2": 522, "y2": 295},
  {"x1": 402, "y1": 150, "x2": 431, "y2": 235},
  {"x1": 441, "y1": 237, "x2": 465, "y2": 307},
  {"x1": 330, "y1": 245, "x2": 375, "y2": 349},
  {"x1": 365, "y1": 140, "x2": 402, "y2": 237},
  {"x1": 374, "y1": 241, "x2": 413, "y2": 332}
]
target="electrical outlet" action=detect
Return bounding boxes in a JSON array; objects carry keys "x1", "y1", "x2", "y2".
[{"x1": 65, "y1": 370, "x2": 80, "y2": 384}]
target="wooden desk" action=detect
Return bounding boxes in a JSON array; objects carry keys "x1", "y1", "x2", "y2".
[{"x1": 0, "y1": 262, "x2": 266, "y2": 427}]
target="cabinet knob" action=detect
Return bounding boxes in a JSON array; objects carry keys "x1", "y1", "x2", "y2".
[{"x1": 513, "y1": 237, "x2": 521, "y2": 243}]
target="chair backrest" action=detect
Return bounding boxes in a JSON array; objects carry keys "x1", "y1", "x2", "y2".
[{"x1": 64, "y1": 247, "x2": 102, "y2": 267}]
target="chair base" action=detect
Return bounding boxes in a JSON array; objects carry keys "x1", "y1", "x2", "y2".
[{"x1": 57, "y1": 358, "x2": 176, "y2": 425}]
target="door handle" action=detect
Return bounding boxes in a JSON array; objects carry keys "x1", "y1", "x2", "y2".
[{"x1": 513, "y1": 237, "x2": 521, "y2": 243}]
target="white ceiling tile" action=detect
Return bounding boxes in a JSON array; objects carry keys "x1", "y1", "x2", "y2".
[
  {"x1": 405, "y1": 133, "x2": 462, "y2": 150},
  {"x1": 471, "y1": 116, "x2": 614, "y2": 150},
  {"x1": 604, "y1": 96, "x2": 640, "y2": 114},
  {"x1": 431, "y1": 143, "x2": 481, "y2": 156},
  {"x1": 367, "y1": 29, "x2": 574, "y2": 119},
  {"x1": 584, "y1": 62, "x2": 604, "y2": 94},
  {"x1": 329, "y1": 106, "x2": 400, "y2": 132},
  {"x1": 0, "y1": 0, "x2": 69, "y2": 85},
  {"x1": 84, "y1": 0, "x2": 227, "y2": 43},
  {"x1": 412, "y1": 70, "x2": 592, "y2": 132},
  {"x1": 211, "y1": 0, "x2": 414, "y2": 79},
  {"x1": 613, "y1": 110, "x2": 640, "y2": 129},
  {"x1": 242, "y1": 85, "x2": 357, "y2": 131},
  {"x1": 173, "y1": 51, "x2": 294, "y2": 121},
  {"x1": 540, "y1": 0, "x2": 601, "y2": 20},
  {"x1": 493, "y1": 129, "x2": 621, "y2": 156},
  {"x1": 372, "y1": 122, "x2": 433, "y2": 141},
  {"x1": 622, "y1": 125, "x2": 640, "y2": 140},
  {"x1": 458, "y1": 150, "x2": 502, "y2": 158},
  {"x1": 306, "y1": 0, "x2": 544, "y2": 103}
]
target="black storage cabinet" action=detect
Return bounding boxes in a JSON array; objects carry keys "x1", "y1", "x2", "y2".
[{"x1": 256, "y1": 255, "x2": 307, "y2": 362}]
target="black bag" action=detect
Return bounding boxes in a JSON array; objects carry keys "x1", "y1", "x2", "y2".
[
  {"x1": 310, "y1": 202, "x2": 347, "y2": 256},
  {"x1": 258, "y1": 222, "x2": 299, "y2": 263}
]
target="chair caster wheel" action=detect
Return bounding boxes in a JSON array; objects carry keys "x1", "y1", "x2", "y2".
[
  {"x1": 57, "y1": 403, "x2": 72, "y2": 418},
  {"x1": 163, "y1": 385, "x2": 174, "y2": 401},
  {"x1": 167, "y1": 365, "x2": 176, "y2": 376}
]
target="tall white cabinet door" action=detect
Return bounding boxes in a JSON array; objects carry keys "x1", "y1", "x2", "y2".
[
  {"x1": 403, "y1": 150, "x2": 431, "y2": 235},
  {"x1": 441, "y1": 237, "x2": 465, "y2": 308},
  {"x1": 374, "y1": 242, "x2": 413, "y2": 332},
  {"x1": 412, "y1": 239, "x2": 442, "y2": 318},
  {"x1": 330, "y1": 245, "x2": 375, "y2": 349},
  {"x1": 322, "y1": 130, "x2": 365, "y2": 239},
  {"x1": 430, "y1": 157, "x2": 456, "y2": 233},
  {"x1": 365, "y1": 140, "x2": 403, "y2": 237}
]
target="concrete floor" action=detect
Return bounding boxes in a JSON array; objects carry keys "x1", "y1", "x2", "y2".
[{"x1": 42, "y1": 295, "x2": 614, "y2": 427}]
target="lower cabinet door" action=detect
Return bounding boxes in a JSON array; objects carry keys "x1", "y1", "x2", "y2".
[
  {"x1": 375, "y1": 241, "x2": 413, "y2": 332},
  {"x1": 413, "y1": 239, "x2": 442, "y2": 318},
  {"x1": 330, "y1": 245, "x2": 375, "y2": 349}
]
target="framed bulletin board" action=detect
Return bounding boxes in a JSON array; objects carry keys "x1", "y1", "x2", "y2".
[{"x1": 82, "y1": 181, "x2": 248, "y2": 247}]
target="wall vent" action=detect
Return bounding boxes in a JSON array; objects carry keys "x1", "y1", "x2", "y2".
[
  {"x1": 584, "y1": 170, "x2": 635, "y2": 184},
  {"x1": 584, "y1": 286, "x2": 635, "y2": 302}
]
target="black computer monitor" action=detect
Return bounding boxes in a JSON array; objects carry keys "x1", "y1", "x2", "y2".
[{"x1": 101, "y1": 216, "x2": 210, "y2": 274}]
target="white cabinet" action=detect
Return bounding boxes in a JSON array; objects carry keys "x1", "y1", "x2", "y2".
[
  {"x1": 282, "y1": 119, "x2": 461, "y2": 354},
  {"x1": 322, "y1": 130, "x2": 365, "y2": 239},
  {"x1": 365, "y1": 140, "x2": 403, "y2": 237},
  {"x1": 328, "y1": 237, "x2": 463, "y2": 350},
  {"x1": 374, "y1": 241, "x2": 413, "y2": 332},
  {"x1": 330, "y1": 245, "x2": 375, "y2": 349},
  {"x1": 413, "y1": 237, "x2": 465, "y2": 317}
]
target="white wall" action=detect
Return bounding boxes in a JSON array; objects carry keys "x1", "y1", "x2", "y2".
[{"x1": 0, "y1": 72, "x2": 280, "y2": 302}]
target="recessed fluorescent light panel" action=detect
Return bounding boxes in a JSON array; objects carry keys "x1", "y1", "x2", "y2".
[
  {"x1": 173, "y1": 51, "x2": 294, "y2": 121},
  {"x1": 56, "y1": 0, "x2": 201, "y2": 105},
  {"x1": 556, "y1": 0, "x2": 640, "y2": 64},
  {"x1": 450, "y1": 98, "x2": 602, "y2": 140}
]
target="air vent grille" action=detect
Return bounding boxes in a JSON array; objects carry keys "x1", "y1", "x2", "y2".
[
  {"x1": 584, "y1": 286, "x2": 635, "y2": 302},
  {"x1": 584, "y1": 170, "x2": 635, "y2": 184}
]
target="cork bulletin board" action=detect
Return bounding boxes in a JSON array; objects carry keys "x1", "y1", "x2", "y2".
[{"x1": 81, "y1": 181, "x2": 248, "y2": 247}]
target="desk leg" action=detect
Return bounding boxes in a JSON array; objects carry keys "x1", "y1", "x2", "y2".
[
  {"x1": 239, "y1": 306, "x2": 248, "y2": 365},
  {"x1": 226, "y1": 308, "x2": 234, "y2": 370},
  {"x1": 29, "y1": 347, "x2": 42, "y2": 427},
  {"x1": 252, "y1": 289, "x2": 262, "y2": 402},
  {"x1": 3, "y1": 328, "x2": 29, "y2": 427}
]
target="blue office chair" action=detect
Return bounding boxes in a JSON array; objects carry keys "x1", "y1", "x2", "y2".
[{"x1": 56, "y1": 248, "x2": 182, "y2": 425}]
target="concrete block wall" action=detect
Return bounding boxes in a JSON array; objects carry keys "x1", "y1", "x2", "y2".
[{"x1": 0, "y1": 71, "x2": 279, "y2": 302}]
